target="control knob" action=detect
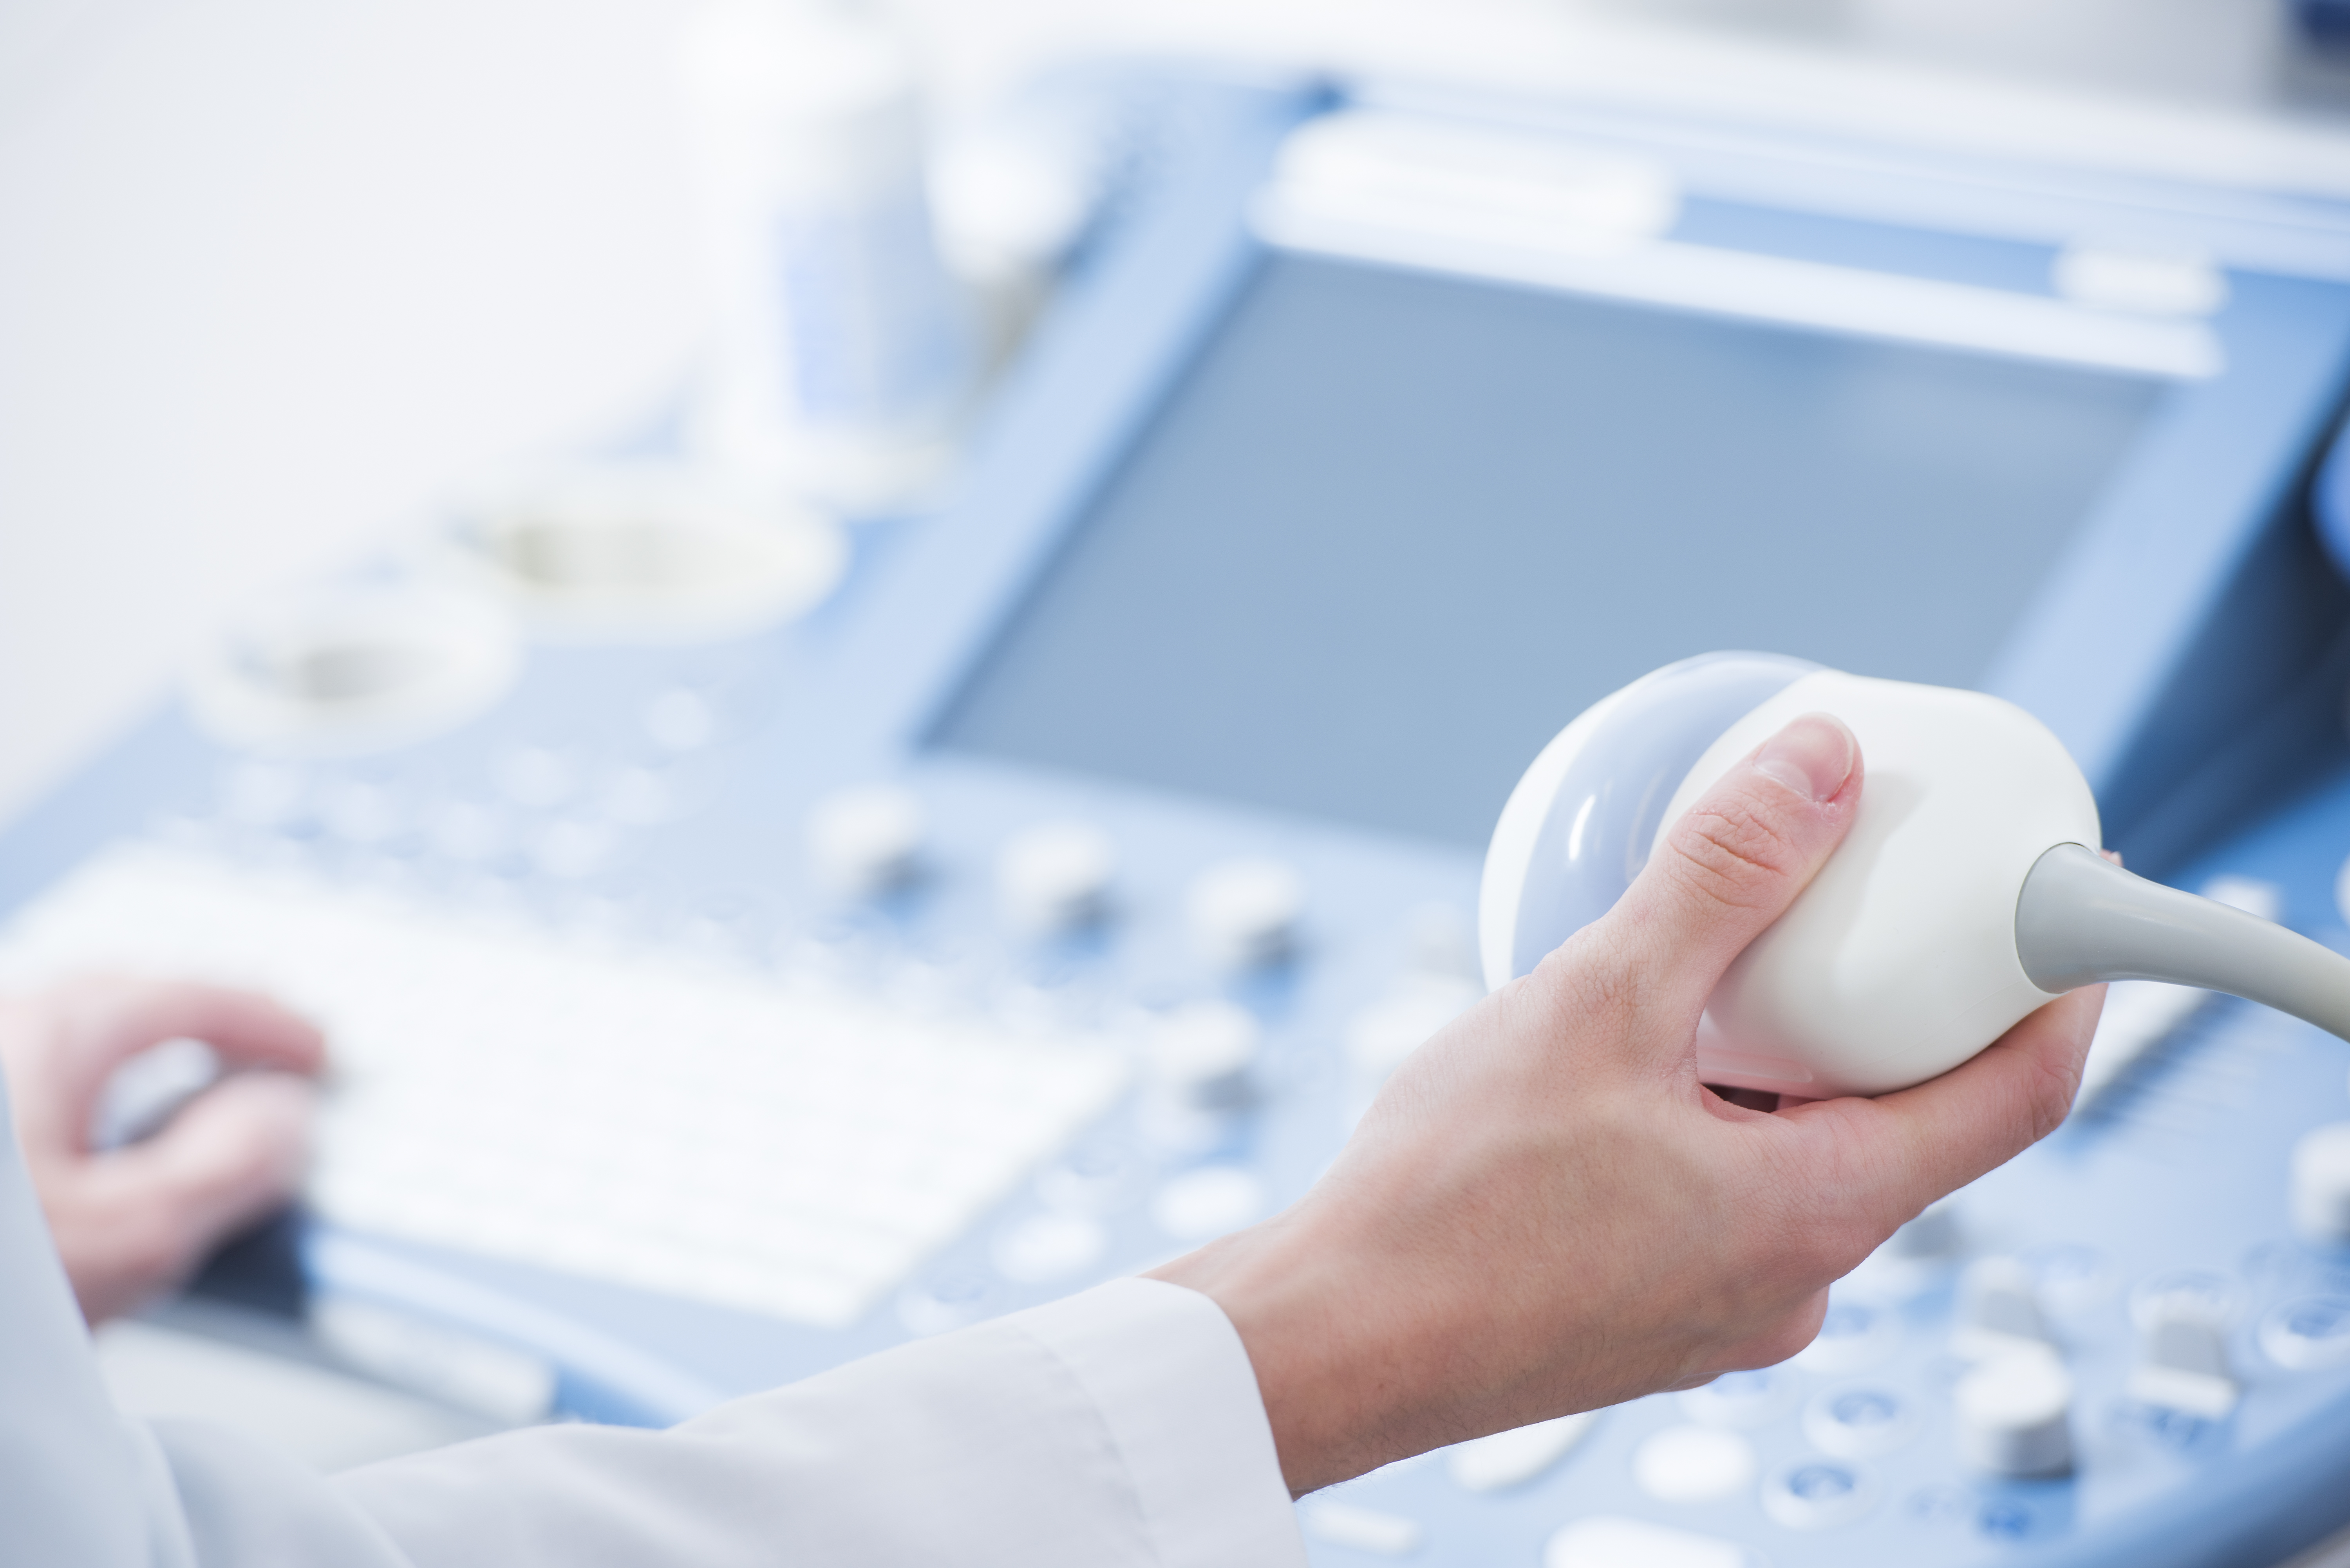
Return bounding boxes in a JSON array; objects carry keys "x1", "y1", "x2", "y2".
[
  {"x1": 2292, "y1": 1122, "x2": 2350, "y2": 1243},
  {"x1": 1953, "y1": 1257, "x2": 2052, "y2": 1361},
  {"x1": 1953, "y1": 1344, "x2": 2073, "y2": 1477},
  {"x1": 1186, "y1": 858, "x2": 1304, "y2": 969},
  {"x1": 1148, "y1": 1001, "x2": 1260, "y2": 1111},
  {"x1": 808, "y1": 786, "x2": 925, "y2": 897},
  {"x1": 2127, "y1": 1298, "x2": 2238, "y2": 1418},
  {"x1": 996, "y1": 821, "x2": 1115, "y2": 934}
]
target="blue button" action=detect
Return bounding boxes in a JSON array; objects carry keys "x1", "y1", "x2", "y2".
[
  {"x1": 1829, "y1": 1391, "x2": 1900, "y2": 1428},
  {"x1": 1820, "y1": 1304, "x2": 1875, "y2": 1338},
  {"x1": 1679, "y1": 1367, "x2": 1792, "y2": 1426},
  {"x1": 1795, "y1": 1297, "x2": 1900, "y2": 1371},
  {"x1": 1979, "y1": 1500, "x2": 2036, "y2": 1540},
  {"x1": 1763, "y1": 1460, "x2": 1872, "y2": 1528},
  {"x1": 2263, "y1": 1295, "x2": 2350, "y2": 1369},
  {"x1": 2286, "y1": 1298, "x2": 2350, "y2": 1339},
  {"x1": 1805, "y1": 1386, "x2": 1914, "y2": 1458},
  {"x1": 1788, "y1": 1463, "x2": 1858, "y2": 1501}
]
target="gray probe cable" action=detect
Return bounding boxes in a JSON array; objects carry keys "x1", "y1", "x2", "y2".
[{"x1": 2015, "y1": 843, "x2": 2350, "y2": 1043}]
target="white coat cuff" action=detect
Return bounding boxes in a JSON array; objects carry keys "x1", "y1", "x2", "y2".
[{"x1": 1014, "y1": 1277, "x2": 1304, "y2": 1568}]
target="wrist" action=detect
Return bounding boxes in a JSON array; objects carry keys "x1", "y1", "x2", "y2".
[{"x1": 1149, "y1": 1199, "x2": 1439, "y2": 1496}]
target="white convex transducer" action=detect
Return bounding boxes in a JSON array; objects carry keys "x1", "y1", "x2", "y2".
[{"x1": 1482, "y1": 653, "x2": 2350, "y2": 1097}]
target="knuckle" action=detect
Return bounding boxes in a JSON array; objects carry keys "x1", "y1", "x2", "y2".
[
  {"x1": 1755, "y1": 1301, "x2": 1831, "y2": 1367},
  {"x1": 1781, "y1": 1208, "x2": 1864, "y2": 1288},
  {"x1": 2019, "y1": 1050, "x2": 2082, "y2": 1142},
  {"x1": 1978, "y1": 1035, "x2": 2083, "y2": 1149},
  {"x1": 1665, "y1": 796, "x2": 1803, "y2": 913},
  {"x1": 1812, "y1": 1213, "x2": 1889, "y2": 1283},
  {"x1": 1770, "y1": 1222, "x2": 1842, "y2": 1286},
  {"x1": 1777, "y1": 1128, "x2": 1905, "y2": 1277}
]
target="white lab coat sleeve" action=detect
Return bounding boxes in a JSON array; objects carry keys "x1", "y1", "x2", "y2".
[
  {"x1": 0, "y1": 1069, "x2": 409, "y2": 1568},
  {"x1": 0, "y1": 1069, "x2": 1305, "y2": 1567},
  {"x1": 335, "y1": 1276, "x2": 1309, "y2": 1568},
  {"x1": 0, "y1": 1072, "x2": 203, "y2": 1568}
]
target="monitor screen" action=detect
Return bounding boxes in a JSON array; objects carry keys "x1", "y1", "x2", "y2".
[{"x1": 929, "y1": 251, "x2": 2160, "y2": 849}]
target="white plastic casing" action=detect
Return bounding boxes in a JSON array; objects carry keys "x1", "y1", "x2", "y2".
[
  {"x1": 1477, "y1": 677, "x2": 1645, "y2": 992},
  {"x1": 1650, "y1": 671, "x2": 2100, "y2": 1097}
]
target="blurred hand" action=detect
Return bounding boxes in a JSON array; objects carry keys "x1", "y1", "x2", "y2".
[
  {"x1": 1155, "y1": 713, "x2": 2104, "y2": 1495},
  {"x1": 0, "y1": 977, "x2": 325, "y2": 1323}
]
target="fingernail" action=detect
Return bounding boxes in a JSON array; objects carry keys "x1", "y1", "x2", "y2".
[{"x1": 1753, "y1": 713, "x2": 1856, "y2": 803}]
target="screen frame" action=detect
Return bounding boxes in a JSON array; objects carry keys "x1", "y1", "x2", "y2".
[{"x1": 918, "y1": 247, "x2": 2178, "y2": 851}]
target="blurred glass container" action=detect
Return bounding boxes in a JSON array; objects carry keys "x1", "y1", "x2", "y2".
[
  {"x1": 931, "y1": 77, "x2": 1131, "y2": 370},
  {"x1": 674, "y1": 0, "x2": 974, "y2": 515}
]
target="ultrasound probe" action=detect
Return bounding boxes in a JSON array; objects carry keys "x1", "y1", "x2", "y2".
[{"x1": 1482, "y1": 652, "x2": 2350, "y2": 1098}]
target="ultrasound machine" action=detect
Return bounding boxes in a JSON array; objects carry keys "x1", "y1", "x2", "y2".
[{"x1": 7, "y1": 63, "x2": 2350, "y2": 1568}]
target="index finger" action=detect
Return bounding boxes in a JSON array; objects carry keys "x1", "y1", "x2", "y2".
[
  {"x1": 1782, "y1": 985, "x2": 2104, "y2": 1234},
  {"x1": 47, "y1": 975, "x2": 326, "y2": 1121}
]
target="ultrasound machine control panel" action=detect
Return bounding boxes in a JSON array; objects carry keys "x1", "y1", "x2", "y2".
[{"x1": 7, "y1": 66, "x2": 2350, "y2": 1568}]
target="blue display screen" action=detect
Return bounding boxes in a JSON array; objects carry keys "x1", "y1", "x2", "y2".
[{"x1": 931, "y1": 252, "x2": 2159, "y2": 848}]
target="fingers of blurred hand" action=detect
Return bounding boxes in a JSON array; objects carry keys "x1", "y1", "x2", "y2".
[
  {"x1": 130, "y1": 1072, "x2": 315, "y2": 1234},
  {"x1": 31, "y1": 979, "x2": 324, "y2": 1146},
  {"x1": 74, "y1": 1074, "x2": 317, "y2": 1318},
  {"x1": 1590, "y1": 713, "x2": 1861, "y2": 1027},
  {"x1": 1793, "y1": 985, "x2": 2105, "y2": 1234}
]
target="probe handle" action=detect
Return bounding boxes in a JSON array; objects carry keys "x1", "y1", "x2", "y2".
[{"x1": 2016, "y1": 844, "x2": 2350, "y2": 1043}]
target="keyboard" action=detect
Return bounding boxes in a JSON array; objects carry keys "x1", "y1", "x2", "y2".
[{"x1": 0, "y1": 844, "x2": 1130, "y2": 1328}]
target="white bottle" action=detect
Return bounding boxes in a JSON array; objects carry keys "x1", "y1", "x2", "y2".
[{"x1": 675, "y1": 0, "x2": 971, "y2": 513}]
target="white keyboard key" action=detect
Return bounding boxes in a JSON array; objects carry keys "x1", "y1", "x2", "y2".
[
  {"x1": 993, "y1": 1213, "x2": 1107, "y2": 1283},
  {"x1": 2077, "y1": 979, "x2": 2208, "y2": 1104},
  {"x1": 1301, "y1": 1501, "x2": 1422, "y2": 1555},
  {"x1": 1150, "y1": 1165, "x2": 1265, "y2": 1240},
  {"x1": 1449, "y1": 1409, "x2": 1599, "y2": 1491},
  {"x1": 1548, "y1": 1518, "x2": 1753, "y2": 1568},
  {"x1": 1632, "y1": 1425, "x2": 1756, "y2": 1502}
]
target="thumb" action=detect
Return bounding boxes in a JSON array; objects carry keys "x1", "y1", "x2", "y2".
[
  {"x1": 1598, "y1": 712, "x2": 1861, "y2": 1028},
  {"x1": 103, "y1": 1074, "x2": 316, "y2": 1277}
]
